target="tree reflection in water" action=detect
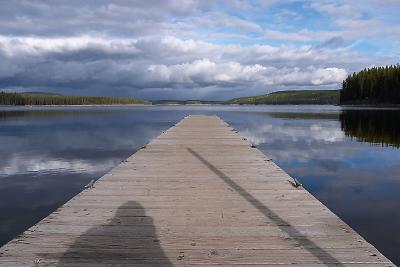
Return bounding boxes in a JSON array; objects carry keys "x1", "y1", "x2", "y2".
[{"x1": 340, "y1": 109, "x2": 400, "y2": 148}]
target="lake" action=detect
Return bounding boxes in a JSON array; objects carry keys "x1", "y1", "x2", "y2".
[{"x1": 0, "y1": 105, "x2": 399, "y2": 264}]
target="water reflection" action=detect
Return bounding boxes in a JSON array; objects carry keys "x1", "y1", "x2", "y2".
[
  {"x1": 0, "y1": 108, "x2": 125, "y2": 121},
  {"x1": 269, "y1": 112, "x2": 339, "y2": 120},
  {"x1": 0, "y1": 107, "x2": 185, "y2": 248},
  {"x1": 224, "y1": 108, "x2": 400, "y2": 264},
  {"x1": 340, "y1": 109, "x2": 400, "y2": 148},
  {"x1": 0, "y1": 105, "x2": 399, "y2": 265}
]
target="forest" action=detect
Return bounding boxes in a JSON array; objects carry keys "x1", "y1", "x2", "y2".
[
  {"x1": 340, "y1": 65, "x2": 400, "y2": 104},
  {"x1": 0, "y1": 92, "x2": 147, "y2": 105}
]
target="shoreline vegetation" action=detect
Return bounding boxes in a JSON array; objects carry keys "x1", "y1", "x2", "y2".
[
  {"x1": 0, "y1": 92, "x2": 149, "y2": 106},
  {"x1": 225, "y1": 90, "x2": 339, "y2": 105},
  {"x1": 1, "y1": 90, "x2": 341, "y2": 106},
  {"x1": 1, "y1": 64, "x2": 399, "y2": 107},
  {"x1": 340, "y1": 65, "x2": 400, "y2": 105}
]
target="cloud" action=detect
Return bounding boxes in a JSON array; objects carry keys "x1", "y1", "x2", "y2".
[
  {"x1": 263, "y1": 29, "x2": 336, "y2": 42},
  {"x1": 0, "y1": 156, "x2": 115, "y2": 176},
  {"x1": 147, "y1": 59, "x2": 347, "y2": 88},
  {"x1": 242, "y1": 122, "x2": 345, "y2": 147},
  {"x1": 148, "y1": 59, "x2": 267, "y2": 85},
  {"x1": 309, "y1": 2, "x2": 361, "y2": 19},
  {"x1": 0, "y1": 1, "x2": 398, "y2": 99},
  {"x1": 0, "y1": 35, "x2": 349, "y2": 98},
  {"x1": 316, "y1": 37, "x2": 345, "y2": 49}
]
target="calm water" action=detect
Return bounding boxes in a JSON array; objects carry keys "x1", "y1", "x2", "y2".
[{"x1": 0, "y1": 105, "x2": 399, "y2": 263}]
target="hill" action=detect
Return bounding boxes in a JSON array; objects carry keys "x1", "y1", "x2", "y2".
[
  {"x1": 21, "y1": 91, "x2": 63, "y2": 96},
  {"x1": 152, "y1": 100, "x2": 223, "y2": 105},
  {"x1": 0, "y1": 92, "x2": 149, "y2": 106},
  {"x1": 226, "y1": 90, "x2": 339, "y2": 105}
]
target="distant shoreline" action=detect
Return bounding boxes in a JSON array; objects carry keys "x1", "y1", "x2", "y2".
[
  {"x1": 340, "y1": 104, "x2": 400, "y2": 108},
  {"x1": 0, "y1": 103, "x2": 400, "y2": 108},
  {"x1": 0, "y1": 92, "x2": 149, "y2": 106},
  {"x1": 0, "y1": 104, "x2": 151, "y2": 107}
]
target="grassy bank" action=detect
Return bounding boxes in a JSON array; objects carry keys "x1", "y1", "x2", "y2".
[
  {"x1": 0, "y1": 92, "x2": 148, "y2": 106},
  {"x1": 226, "y1": 90, "x2": 339, "y2": 105}
]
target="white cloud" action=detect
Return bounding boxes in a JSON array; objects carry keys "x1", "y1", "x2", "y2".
[
  {"x1": 0, "y1": 36, "x2": 140, "y2": 57},
  {"x1": 147, "y1": 58, "x2": 346, "y2": 87},
  {"x1": 0, "y1": 35, "x2": 351, "y2": 98},
  {"x1": 1, "y1": 156, "x2": 115, "y2": 176},
  {"x1": 263, "y1": 29, "x2": 336, "y2": 42},
  {"x1": 310, "y1": 2, "x2": 361, "y2": 19},
  {"x1": 148, "y1": 59, "x2": 266, "y2": 83},
  {"x1": 0, "y1": 1, "x2": 398, "y2": 99},
  {"x1": 242, "y1": 122, "x2": 345, "y2": 146}
]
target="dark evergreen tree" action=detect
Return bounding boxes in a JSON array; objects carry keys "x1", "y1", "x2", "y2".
[{"x1": 340, "y1": 65, "x2": 400, "y2": 104}]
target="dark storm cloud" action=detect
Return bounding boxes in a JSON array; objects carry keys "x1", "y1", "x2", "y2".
[
  {"x1": 0, "y1": 34, "x2": 351, "y2": 98},
  {"x1": 0, "y1": 1, "x2": 397, "y2": 99}
]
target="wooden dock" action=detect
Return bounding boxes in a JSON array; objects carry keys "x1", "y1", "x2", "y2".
[{"x1": 0, "y1": 115, "x2": 394, "y2": 266}]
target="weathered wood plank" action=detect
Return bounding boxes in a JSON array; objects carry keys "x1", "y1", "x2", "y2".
[{"x1": 0, "y1": 115, "x2": 394, "y2": 266}]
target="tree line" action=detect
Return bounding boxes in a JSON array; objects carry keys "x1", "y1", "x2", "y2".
[
  {"x1": 0, "y1": 92, "x2": 147, "y2": 105},
  {"x1": 340, "y1": 65, "x2": 400, "y2": 104}
]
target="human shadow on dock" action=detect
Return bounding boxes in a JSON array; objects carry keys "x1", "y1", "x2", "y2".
[
  {"x1": 187, "y1": 148, "x2": 344, "y2": 266},
  {"x1": 57, "y1": 201, "x2": 173, "y2": 266}
]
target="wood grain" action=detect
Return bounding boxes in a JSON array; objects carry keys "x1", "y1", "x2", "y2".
[{"x1": 0, "y1": 115, "x2": 394, "y2": 266}]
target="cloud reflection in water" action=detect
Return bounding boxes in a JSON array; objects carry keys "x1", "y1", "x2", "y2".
[{"x1": 0, "y1": 106, "x2": 399, "y2": 265}]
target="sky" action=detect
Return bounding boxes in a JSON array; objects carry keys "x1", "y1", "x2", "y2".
[{"x1": 0, "y1": 0, "x2": 399, "y2": 100}]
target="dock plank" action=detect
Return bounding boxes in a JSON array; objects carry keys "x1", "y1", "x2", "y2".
[{"x1": 0, "y1": 115, "x2": 394, "y2": 266}]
